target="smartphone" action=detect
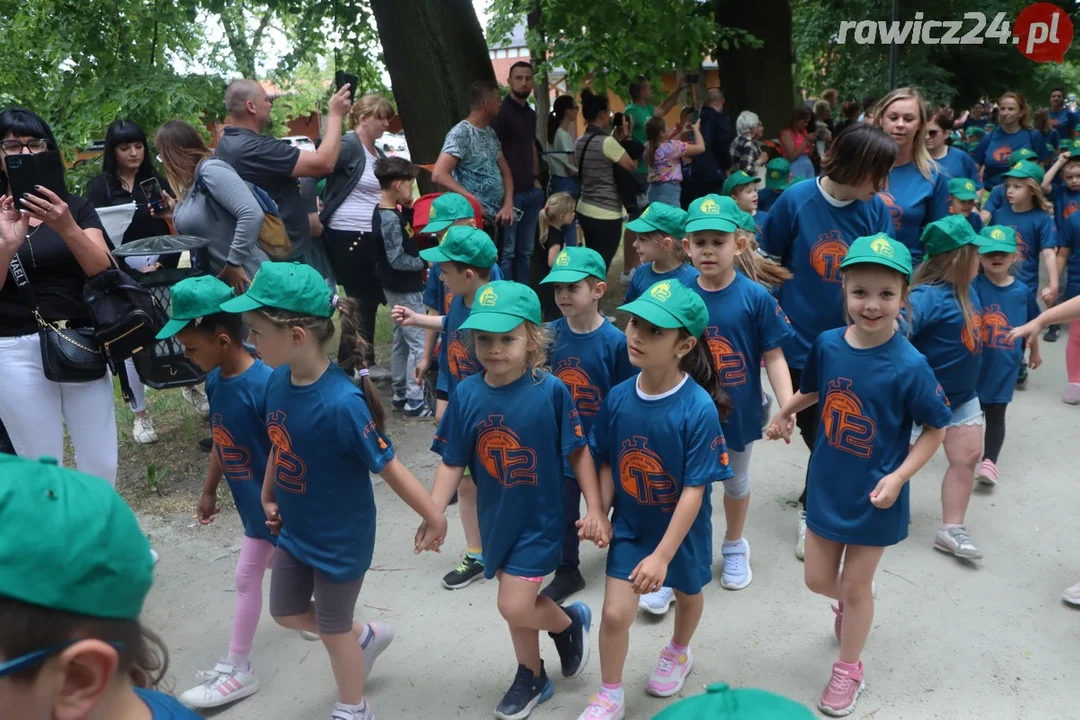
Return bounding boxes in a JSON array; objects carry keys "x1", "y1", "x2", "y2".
[
  {"x1": 334, "y1": 71, "x2": 358, "y2": 104},
  {"x1": 691, "y1": 110, "x2": 700, "y2": 123},
  {"x1": 5, "y1": 151, "x2": 67, "y2": 212},
  {"x1": 139, "y1": 177, "x2": 165, "y2": 213}
]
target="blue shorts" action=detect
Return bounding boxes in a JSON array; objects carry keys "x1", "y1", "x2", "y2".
[{"x1": 910, "y1": 396, "x2": 982, "y2": 442}]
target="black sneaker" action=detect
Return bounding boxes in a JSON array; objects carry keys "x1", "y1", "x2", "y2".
[
  {"x1": 198, "y1": 437, "x2": 213, "y2": 453},
  {"x1": 441, "y1": 555, "x2": 484, "y2": 589},
  {"x1": 1044, "y1": 324, "x2": 1061, "y2": 343},
  {"x1": 540, "y1": 567, "x2": 586, "y2": 604},
  {"x1": 448, "y1": 490, "x2": 459, "y2": 505},
  {"x1": 548, "y1": 601, "x2": 591, "y2": 677},
  {"x1": 392, "y1": 395, "x2": 407, "y2": 410},
  {"x1": 404, "y1": 400, "x2": 435, "y2": 419},
  {"x1": 1017, "y1": 364, "x2": 1029, "y2": 390},
  {"x1": 494, "y1": 663, "x2": 552, "y2": 720}
]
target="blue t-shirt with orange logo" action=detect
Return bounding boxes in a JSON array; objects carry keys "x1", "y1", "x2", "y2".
[
  {"x1": 937, "y1": 146, "x2": 980, "y2": 188},
  {"x1": 753, "y1": 209, "x2": 769, "y2": 244},
  {"x1": 591, "y1": 375, "x2": 733, "y2": 595},
  {"x1": 987, "y1": 205, "x2": 1058, "y2": 299},
  {"x1": 907, "y1": 282, "x2": 983, "y2": 407},
  {"x1": 265, "y1": 363, "x2": 394, "y2": 582},
  {"x1": 758, "y1": 187, "x2": 782, "y2": 213},
  {"x1": 974, "y1": 274, "x2": 1040, "y2": 404},
  {"x1": 692, "y1": 273, "x2": 793, "y2": 451},
  {"x1": 1048, "y1": 185, "x2": 1080, "y2": 237},
  {"x1": 983, "y1": 184, "x2": 1005, "y2": 217},
  {"x1": 624, "y1": 262, "x2": 699, "y2": 303},
  {"x1": 761, "y1": 178, "x2": 893, "y2": 369},
  {"x1": 206, "y1": 360, "x2": 276, "y2": 544},
  {"x1": 877, "y1": 162, "x2": 951, "y2": 265},
  {"x1": 974, "y1": 127, "x2": 1049, "y2": 190},
  {"x1": 432, "y1": 371, "x2": 586, "y2": 579},
  {"x1": 548, "y1": 317, "x2": 638, "y2": 478},
  {"x1": 1049, "y1": 109, "x2": 1075, "y2": 136},
  {"x1": 801, "y1": 328, "x2": 951, "y2": 547},
  {"x1": 437, "y1": 294, "x2": 482, "y2": 395}
]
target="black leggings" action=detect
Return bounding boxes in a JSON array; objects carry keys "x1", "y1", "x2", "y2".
[
  {"x1": 576, "y1": 213, "x2": 623, "y2": 272},
  {"x1": 788, "y1": 366, "x2": 819, "y2": 508},
  {"x1": 325, "y1": 228, "x2": 382, "y2": 370},
  {"x1": 981, "y1": 402, "x2": 1007, "y2": 464}
]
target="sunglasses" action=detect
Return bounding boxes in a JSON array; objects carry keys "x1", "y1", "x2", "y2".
[
  {"x1": 927, "y1": 130, "x2": 940, "y2": 137},
  {"x1": 0, "y1": 641, "x2": 123, "y2": 679}
]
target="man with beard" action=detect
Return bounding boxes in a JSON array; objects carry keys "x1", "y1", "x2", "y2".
[{"x1": 493, "y1": 61, "x2": 544, "y2": 282}]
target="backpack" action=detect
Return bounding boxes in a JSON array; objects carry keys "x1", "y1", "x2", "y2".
[{"x1": 194, "y1": 161, "x2": 293, "y2": 260}]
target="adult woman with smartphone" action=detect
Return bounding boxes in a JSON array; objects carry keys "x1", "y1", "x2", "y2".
[
  {"x1": 87, "y1": 119, "x2": 181, "y2": 445},
  {"x1": 0, "y1": 107, "x2": 119, "y2": 484}
]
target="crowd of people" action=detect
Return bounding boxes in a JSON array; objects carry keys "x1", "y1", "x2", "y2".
[{"x1": 2, "y1": 65, "x2": 1080, "y2": 720}]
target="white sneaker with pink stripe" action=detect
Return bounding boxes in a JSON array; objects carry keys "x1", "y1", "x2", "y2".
[{"x1": 179, "y1": 660, "x2": 259, "y2": 709}]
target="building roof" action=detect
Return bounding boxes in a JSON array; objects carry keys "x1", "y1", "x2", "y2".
[{"x1": 488, "y1": 20, "x2": 527, "y2": 50}]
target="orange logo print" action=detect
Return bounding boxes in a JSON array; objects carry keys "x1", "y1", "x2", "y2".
[
  {"x1": 555, "y1": 358, "x2": 602, "y2": 415},
  {"x1": 442, "y1": 287, "x2": 453, "y2": 314},
  {"x1": 211, "y1": 415, "x2": 254, "y2": 481},
  {"x1": 476, "y1": 416, "x2": 538, "y2": 488},
  {"x1": 618, "y1": 437, "x2": 679, "y2": 511},
  {"x1": 936, "y1": 383, "x2": 951, "y2": 407},
  {"x1": 1065, "y1": 202, "x2": 1080, "y2": 220},
  {"x1": 810, "y1": 231, "x2": 849, "y2": 284},
  {"x1": 705, "y1": 327, "x2": 748, "y2": 387},
  {"x1": 960, "y1": 310, "x2": 982, "y2": 353},
  {"x1": 992, "y1": 146, "x2": 1013, "y2": 164},
  {"x1": 821, "y1": 378, "x2": 876, "y2": 458},
  {"x1": 447, "y1": 330, "x2": 478, "y2": 380},
  {"x1": 711, "y1": 436, "x2": 730, "y2": 466},
  {"x1": 266, "y1": 410, "x2": 308, "y2": 494},
  {"x1": 362, "y1": 420, "x2": 389, "y2": 450},
  {"x1": 1013, "y1": 228, "x2": 1028, "y2": 260},
  {"x1": 877, "y1": 190, "x2": 903, "y2": 232},
  {"x1": 776, "y1": 303, "x2": 792, "y2": 324},
  {"x1": 980, "y1": 304, "x2": 1014, "y2": 350}
]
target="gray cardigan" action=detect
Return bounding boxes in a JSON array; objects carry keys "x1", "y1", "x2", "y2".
[
  {"x1": 173, "y1": 158, "x2": 268, "y2": 278},
  {"x1": 319, "y1": 131, "x2": 386, "y2": 226}
]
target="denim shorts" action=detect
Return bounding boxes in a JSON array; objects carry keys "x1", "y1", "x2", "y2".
[{"x1": 910, "y1": 396, "x2": 983, "y2": 443}]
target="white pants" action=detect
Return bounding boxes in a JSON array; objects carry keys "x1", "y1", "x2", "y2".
[
  {"x1": 0, "y1": 333, "x2": 118, "y2": 485},
  {"x1": 724, "y1": 443, "x2": 753, "y2": 499}
]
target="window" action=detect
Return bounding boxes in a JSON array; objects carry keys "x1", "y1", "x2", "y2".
[
  {"x1": 495, "y1": 49, "x2": 507, "y2": 59},
  {"x1": 520, "y1": 48, "x2": 530, "y2": 58},
  {"x1": 508, "y1": 48, "x2": 519, "y2": 58},
  {"x1": 489, "y1": 51, "x2": 495, "y2": 59}
]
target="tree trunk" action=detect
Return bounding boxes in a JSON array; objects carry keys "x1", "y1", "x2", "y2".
[
  {"x1": 527, "y1": 1, "x2": 550, "y2": 147},
  {"x1": 371, "y1": 0, "x2": 495, "y2": 193},
  {"x1": 716, "y1": 0, "x2": 794, "y2": 141}
]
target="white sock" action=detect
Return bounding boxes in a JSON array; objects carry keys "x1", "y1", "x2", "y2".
[
  {"x1": 722, "y1": 537, "x2": 743, "y2": 548},
  {"x1": 335, "y1": 699, "x2": 367, "y2": 715}
]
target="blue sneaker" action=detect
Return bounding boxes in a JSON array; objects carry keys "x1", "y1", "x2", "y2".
[
  {"x1": 638, "y1": 586, "x2": 675, "y2": 615},
  {"x1": 719, "y1": 538, "x2": 752, "y2": 590},
  {"x1": 550, "y1": 601, "x2": 591, "y2": 677},
  {"x1": 494, "y1": 663, "x2": 554, "y2": 720}
]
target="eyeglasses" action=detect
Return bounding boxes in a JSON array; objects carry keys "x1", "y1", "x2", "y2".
[
  {"x1": 0, "y1": 641, "x2": 124, "y2": 679},
  {"x1": 1, "y1": 139, "x2": 48, "y2": 155},
  {"x1": 927, "y1": 130, "x2": 940, "y2": 137}
]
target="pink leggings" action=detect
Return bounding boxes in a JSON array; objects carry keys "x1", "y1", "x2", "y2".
[
  {"x1": 1068, "y1": 321, "x2": 1080, "y2": 384},
  {"x1": 229, "y1": 536, "x2": 276, "y2": 658}
]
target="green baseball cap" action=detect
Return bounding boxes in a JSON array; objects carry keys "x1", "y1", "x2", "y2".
[
  {"x1": 220, "y1": 261, "x2": 334, "y2": 317},
  {"x1": 425, "y1": 193, "x2": 474, "y2": 233},
  {"x1": 1060, "y1": 138, "x2": 1073, "y2": 150},
  {"x1": 0, "y1": 455, "x2": 153, "y2": 620},
  {"x1": 1011, "y1": 147, "x2": 1038, "y2": 163},
  {"x1": 419, "y1": 225, "x2": 497, "y2": 267},
  {"x1": 1069, "y1": 138, "x2": 1080, "y2": 157},
  {"x1": 978, "y1": 225, "x2": 1018, "y2": 254},
  {"x1": 651, "y1": 683, "x2": 816, "y2": 720},
  {"x1": 839, "y1": 233, "x2": 913, "y2": 279},
  {"x1": 921, "y1": 214, "x2": 984, "y2": 257},
  {"x1": 947, "y1": 177, "x2": 979, "y2": 201},
  {"x1": 967, "y1": 126, "x2": 986, "y2": 138},
  {"x1": 765, "y1": 157, "x2": 792, "y2": 190},
  {"x1": 618, "y1": 279, "x2": 709, "y2": 338},
  {"x1": 458, "y1": 280, "x2": 542, "y2": 333},
  {"x1": 685, "y1": 194, "x2": 739, "y2": 234},
  {"x1": 626, "y1": 202, "x2": 688, "y2": 238},
  {"x1": 156, "y1": 275, "x2": 235, "y2": 340},
  {"x1": 1002, "y1": 160, "x2": 1045, "y2": 184},
  {"x1": 721, "y1": 170, "x2": 762, "y2": 196},
  {"x1": 540, "y1": 246, "x2": 607, "y2": 284}
]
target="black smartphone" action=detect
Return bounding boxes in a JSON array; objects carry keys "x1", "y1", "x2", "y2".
[
  {"x1": 139, "y1": 177, "x2": 165, "y2": 213},
  {"x1": 335, "y1": 71, "x2": 358, "y2": 104},
  {"x1": 5, "y1": 151, "x2": 67, "y2": 212},
  {"x1": 686, "y1": 73, "x2": 700, "y2": 84}
]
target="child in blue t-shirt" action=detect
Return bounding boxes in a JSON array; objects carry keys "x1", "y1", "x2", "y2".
[
  {"x1": 422, "y1": 281, "x2": 609, "y2": 720},
  {"x1": 906, "y1": 216, "x2": 988, "y2": 563},
  {"x1": 972, "y1": 227, "x2": 1042, "y2": 489},
  {"x1": 537, "y1": 247, "x2": 638, "y2": 604},
  {"x1": 223, "y1": 262, "x2": 446, "y2": 720},
  {"x1": 395, "y1": 225, "x2": 500, "y2": 590},
  {"x1": 759, "y1": 157, "x2": 793, "y2": 213},
  {"x1": 153, "y1": 277, "x2": 277, "y2": 710},
  {"x1": 578, "y1": 280, "x2": 734, "y2": 720},
  {"x1": 0, "y1": 455, "x2": 203, "y2": 719},
  {"x1": 682, "y1": 194, "x2": 794, "y2": 594},
  {"x1": 767, "y1": 233, "x2": 949, "y2": 718},
  {"x1": 947, "y1": 177, "x2": 983, "y2": 233},
  {"x1": 725, "y1": 170, "x2": 769, "y2": 244},
  {"x1": 623, "y1": 202, "x2": 699, "y2": 303}
]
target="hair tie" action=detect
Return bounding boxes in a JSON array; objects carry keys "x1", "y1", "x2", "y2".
[
  {"x1": 331, "y1": 294, "x2": 340, "y2": 310},
  {"x1": 358, "y1": 368, "x2": 370, "y2": 377}
]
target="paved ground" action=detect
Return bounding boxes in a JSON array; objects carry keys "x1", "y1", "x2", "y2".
[{"x1": 139, "y1": 340, "x2": 1080, "y2": 720}]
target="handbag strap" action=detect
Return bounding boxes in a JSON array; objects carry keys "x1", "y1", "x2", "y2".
[
  {"x1": 8, "y1": 250, "x2": 40, "y2": 311},
  {"x1": 578, "y1": 129, "x2": 602, "y2": 184}
]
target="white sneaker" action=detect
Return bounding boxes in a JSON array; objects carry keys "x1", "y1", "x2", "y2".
[
  {"x1": 150, "y1": 548, "x2": 159, "y2": 565},
  {"x1": 331, "y1": 701, "x2": 375, "y2": 720},
  {"x1": 360, "y1": 622, "x2": 394, "y2": 678},
  {"x1": 796, "y1": 510, "x2": 807, "y2": 560},
  {"x1": 301, "y1": 630, "x2": 320, "y2": 640},
  {"x1": 133, "y1": 415, "x2": 158, "y2": 444},
  {"x1": 182, "y1": 385, "x2": 210, "y2": 418},
  {"x1": 638, "y1": 586, "x2": 675, "y2": 615},
  {"x1": 1063, "y1": 581, "x2": 1080, "y2": 606},
  {"x1": 719, "y1": 538, "x2": 752, "y2": 590},
  {"x1": 933, "y1": 525, "x2": 983, "y2": 559},
  {"x1": 179, "y1": 661, "x2": 259, "y2": 709}
]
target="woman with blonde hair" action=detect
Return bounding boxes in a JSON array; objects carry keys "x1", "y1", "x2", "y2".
[
  {"x1": 973, "y1": 91, "x2": 1049, "y2": 192},
  {"x1": 872, "y1": 87, "x2": 950, "y2": 264}
]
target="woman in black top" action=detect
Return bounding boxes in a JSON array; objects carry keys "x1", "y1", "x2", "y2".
[
  {"x1": 0, "y1": 107, "x2": 118, "y2": 484},
  {"x1": 86, "y1": 119, "x2": 181, "y2": 445}
]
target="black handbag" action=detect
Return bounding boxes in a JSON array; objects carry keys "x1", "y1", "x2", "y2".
[{"x1": 8, "y1": 252, "x2": 107, "y2": 383}]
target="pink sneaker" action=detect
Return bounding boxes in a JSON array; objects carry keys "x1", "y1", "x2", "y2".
[
  {"x1": 645, "y1": 645, "x2": 693, "y2": 697},
  {"x1": 975, "y1": 459, "x2": 998, "y2": 487},
  {"x1": 1063, "y1": 383, "x2": 1080, "y2": 405},
  {"x1": 832, "y1": 602, "x2": 843, "y2": 640},
  {"x1": 818, "y1": 661, "x2": 864, "y2": 717},
  {"x1": 576, "y1": 690, "x2": 625, "y2": 720}
]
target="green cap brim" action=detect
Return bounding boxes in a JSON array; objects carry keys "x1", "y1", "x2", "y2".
[
  {"x1": 766, "y1": 181, "x2": 791, "y2": 191},
  {"x1": 155, "y1": 317, "x2": 193, "y2": 340},
  {"x1": 616, "y1": 298, "x2": 686, "y2": 330},
  {"x1": 979, "y1": 242, "x2": 1017, "y2": 254},
  {"x1": 423, "y1": 218, "x2": 455, "y2": 234},
  {"x1": 419, "y1": 246, "x2": 454, "y2": 263},
  {"x1": 218, "y1": 294, "x2": 265, "y2": 314},
  {"x1": 540, "y1": 269, "x2": 595, "y2": 284},
  {"x1": 458, "y1": 312, "x2": 526, "y2": 333},
  {"x1": 625, "y1": 217, "x2": 660, "y2": 233},
  {"x1": 951, "y1": 191, "x2": 978, "y2": 201},
  {"x1": 684, "y1": 217, "x2": 738, "y2": 234},
  {"x1": 839, "y1": 255, "x2": 911, "y2": 279}
]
